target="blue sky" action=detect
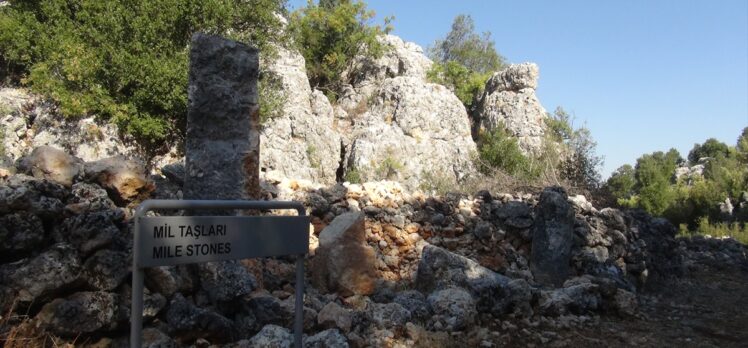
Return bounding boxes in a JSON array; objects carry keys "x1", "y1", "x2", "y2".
[{"x1": 288, "y1": 0, "x2": 748, "y2": 178}]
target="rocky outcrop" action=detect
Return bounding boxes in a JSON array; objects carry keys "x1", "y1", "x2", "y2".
[
  {"x1": 0, "y1": 88, "x2": 136, "y2": 163},
  {"x1": 16, "y1": 146, "x2": 82, "y2": 187},
  {"x1": 346, "y1": 76, "x2": 477, "y2": 189},
  {"x1": 260, "y1": 46, "x2": 342, "y2": 185},
  {"x1": 474, "y1": 63, "x2": 548, "y2": 154}
]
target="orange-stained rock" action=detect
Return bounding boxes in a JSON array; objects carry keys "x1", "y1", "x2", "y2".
[{"x1": 311, "y1": 212, "x2": 377, "y2": 296}]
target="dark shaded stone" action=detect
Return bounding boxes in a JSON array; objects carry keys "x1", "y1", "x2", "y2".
[
  {"x1": 185, "y1": 33, "x2": 260, "y2": 202},
  {"x1": 0, "y1": 212, "x2": 46, "y2": 258},
  {"x1": 37, "y1": 291, "x2": 119, "y2": 335},
  {"x1": 82, "y1": 249, "x2": 129, "y2": 291},
  {"x1": 530, "y1": 187, "x2": 575, "y2": 287},
  {"x1": 165, "y1": 293, "x2": 236, "y2": 343}
]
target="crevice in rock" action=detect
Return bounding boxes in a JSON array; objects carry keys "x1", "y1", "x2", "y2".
[{"x1": 335, "y1": 140, "x2": 346, "y2": 182}]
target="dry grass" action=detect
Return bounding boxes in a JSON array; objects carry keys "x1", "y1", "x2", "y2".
[
  {"x1": 0, "y1": 298, "x2": 76, "y2": 348},
  {"x1": 679, "y1": 218, "x2": 748, "y2": 244}
]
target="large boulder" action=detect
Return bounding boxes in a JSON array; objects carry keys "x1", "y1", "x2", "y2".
[
  {"x1": 415, "y1": 244, "x2": 511, "y2": 313},
  {"x1": 260, "y1": 46, "x2": 341, "y2": 184},
  {"x1": 530, "y1": 187, "x2": 575, "y2": 287},
  {"x1": 16, "y1": 146, "x2": 82, "y2": 187},
  {"x1": 345, "y1": 76, "x2": 477, "y2": 190},
  {"x1": 427, "y1": 287, "x2": 476, "y2": 331},
  {"x1": 84, "y1": 156, "x2": 154, "y2": 203},
  {"x1": 474, "y1": 63, "x2": 547, "y2": 154},
  {"x1": 311, "y1": 212, "x2": 377, "y2": 296},
  {"x1": 197, "y1": 260, "x2": 257, "y2": 303}
]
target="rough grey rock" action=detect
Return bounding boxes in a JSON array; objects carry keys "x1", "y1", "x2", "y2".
[
  {"x1": 392, "y1": 290, "x2": 431, "y2": 320},
  {"x1": 141, "y1": 328, "x2": 177, "y2": 348},
  {"x1": 427, "y1": 287, "x2": 476, "y2": 331},
  {"x1": 312, "y1": 212, "x2": 377, "y2": 296},
  {"x1": 317, "y1": 301, "x2": 354, "y2": 333},
  {"x1": 165, "y1": 293, "x2": 235, "y2": 342},
  {"x1": 145, "y1": 266, "x2": 194, "y2": 298},
  {"x1": 84, "y1": 156, "x2": 154, "y2": 204},
  {"x1": 493, "y1": 201, "x2": 533, "y2": 230},
  {"x1": 37, "y1": 291, "x2": 119, "y2": 335},
  {"x1": 368, "y1": 302, "x2": 411, "y2": 330},
  {"x1": 0, "y1": 176, "x2": 66, "y2": 219},
  {"x1": 54, "y1": 210, "x2": 123, "y2": 256},
  {"x1": 0, "y1": 244, "x2": 81, "y2": 305},
  {"x1": 0, "y1": 212, "x2": 45, "y2": 257},
  {"x1": 161, "y1": 161, "x2": 186, "y2": 186},
  {"x1": 475, "y1": 63, "x2": 547, "y2": 154},
  {"x1": 67, "y1": 182, "x2": 117, "y2": 213},
  {"x1": 0, "y1": 88, "x2": 136, "y2": 163},
  {"x1": 197, "y1": 260, "x2": 257, "y2": 303},
  {"x1": 415, "y1": 244, "x2": 510, "y2": 313},
  {"x1": 245, "y1": 324, "x2": 293, "y2": 348},
  {"x1": 346, "y1": 76, "x2": 477, "y2": 190},
  {"x1": 304, "y1": 328, "x2": 349, "y2": 348},
  {"x1": 186, "y1": 33, "x2": 261, "y2": 200},
  {"x1": 538, "y1": 278, "x2": 601, "y2": 316},
  {"x1": 247, "y1": 294, "x2": 291, "y2": 328},
  {"x1": 530, "y1": 187, "x2": 575, "y2": 287},
  {"x1": 16, "y1": 146, "x2": 82, "y2": 187},
  {"x1": 340, "y1": 34, "x2": 433, "y2": 110},
  {"x1": 260, "y1": 46, "x2": 341, "y2": 185},
  {"x1": 82, "y1": 249, "x2": 129, "y2": 291}
]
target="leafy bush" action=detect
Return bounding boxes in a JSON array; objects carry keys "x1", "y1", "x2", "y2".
[
  {"x1": 259, "y1": 71, "x2": 287, "y2": 126},
  {"x1": 477, "y1": 126, "x2": 534, "y2": 178},
  {"x1": 546, "y1": 107, "x2": 603, "y2": 190},
  {"x1": 688, "y1": 138, "x2": 731, "y2": 164},
  {"x1": 289, "y1": 0, "x2": 392, "y2": 99},
  {"x1": 426, "y1": 61, "x2": 490, "y2": 109},
  {"x1": 344, "y1": 166, "x2": 362, "y2": 184},
  {"x1": 607, "y1": 164, "x2": 636, "y2": 201},
  {"x1": 0, "y1": 0, "x2": 287, "y2": 148},
  {"x1": 374, "y1": 147, "x2": 404, "y2": 180},
  {"x1": 678, "y1": 217, "x2": 748, "y2": 244}
]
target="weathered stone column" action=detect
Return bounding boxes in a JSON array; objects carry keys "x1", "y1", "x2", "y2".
[
  {"x1": 185, "y1": 33, "x2": 261, "y2": 201},
  {"x1": 530, "y1": 187, "x2": 575, "y2": 287}
]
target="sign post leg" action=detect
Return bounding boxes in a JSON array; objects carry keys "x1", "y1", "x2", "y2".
[
  {"x1": 131, "y1": 268, "x2": 144, "y2": 348},
  {"x1": 294, "y1": 255, "x2": 304, "y2": 348}
]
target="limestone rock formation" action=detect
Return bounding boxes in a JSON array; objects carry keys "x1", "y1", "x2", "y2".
[
  {"x1": 346, "y1": 76, "x2": 477, "y2": 190},
  {"x1": 0, "y1": 88, "x2": 136, "y2": 163},
  {"x1": 475, "y1": 63, "x2": 548, "y2": 154},
  {"x1": 260, "y1": 46, "x2": 342, "y2": 185},
  {"x1": 16, "y1": 146, "x2": 82, "y2": 187}
]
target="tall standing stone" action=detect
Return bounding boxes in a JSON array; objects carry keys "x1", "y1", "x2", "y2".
[
  {"x1": 185, "y1": 33, "x2": 261, "y2": 201},
  {"x1": 530, "y1": 187, "x2": 575, "y2": 287}
]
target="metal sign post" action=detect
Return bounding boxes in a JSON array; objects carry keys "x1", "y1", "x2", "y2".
[{"x1": 130, "y1": 200, "x2": 309, "y2": 348}]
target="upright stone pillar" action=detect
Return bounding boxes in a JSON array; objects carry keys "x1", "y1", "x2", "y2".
[
  {"x1": 530, "y1": 187, "x2": 575, "y2": 287},
  {"x1": 185, "y1": 33, "x2": 261, "y2": 201}
]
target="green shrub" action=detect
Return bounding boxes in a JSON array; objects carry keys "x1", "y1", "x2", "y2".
[
  {"x1": 477, "y1": 126, "x2": 534, "y2": 178},
  {"x1": 677, "y1": 217, "x2": 748, "y2": 244},
  {"x1": 289, "y1": 0, "x2": 392, "y2": 100},
  {"x1": 426, "y1": 61, "x2": 490, "y2": 109},
  {"x1": 344, "y1": 166, "x2": 362, "y2": 184},
  {"x1": 607, "y1": 164, "x2": 636, "y2": 200},
  {"x1": 374, "y1": 147, "x2": 403, "y2": 180},
  {"x1": 0, "y1": 0, "x2": 288, "y2": 148},
  {"x1": 259, "y1": 71, "x2": 287, "y2": 126},
  {"x1": 688, "y1": 138, "x2": 731, "y2": 164},
  {"x1": 546, "y1": 107, "x2": 603, "y2": 189}
]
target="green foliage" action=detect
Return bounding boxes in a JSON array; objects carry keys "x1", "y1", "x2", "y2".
[
  {"x1": 428, "y1": 14, "x2": 505, "y2": 74},
  {"x1": 678, "y1": 217, "x2": 748, "y2": 244},
  {"x1": 736, "y1": 127, "x2": 748, "y2": 163},
  {"x1": 419, "y1": 169, "x2": 456, "y2": 195},
  {"x1": 426, "y1": 61, "x2": 490, "y2": 109},
  {"x1": 546, "y1": 107, "x2": 603, "y2": 189},
  {"x1": 426, "y1": 14, "x2": 504, "y2": 111},
  {"x1": 477, "y1": 126, "x2": 535, "y2": 178},
  {"x1": 0, "y1": 0, "x2": 288, "y2": 148},
  {"x1": 607, "y1": 128, "x2": 748, "y2": 231},
  {"x1": 688, "y1": 138, "x2": 730, "y2": 164},
  {"x1": 289, "y1": 0, "x2": 392, "y2": 99},
  {"x1": 259, "y1": 71, "x2": 287, "y2": 126},
  {"x1": 0, "y1": 124, "x2": 5, "y2": 158},
  {"x1": 607, "y1": 164, "x2": 636, "y2": 199},
  {"x1": 344, "y1": 166, "x2": 362, "y2": 184}
]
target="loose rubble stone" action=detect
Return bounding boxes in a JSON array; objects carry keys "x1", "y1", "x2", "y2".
[
  {"x1": 427, "y1": 287, "x2": 477, "y2": 331},
  {"x1": 245, "y1": 324, "x2": 293, "y2": 348},
  {"x1": 84, "y1": 156, "x2": 154, "y2": 204},
  {"x1": 37, "y1": 291, "x2": 119, "y2": 335},
  {"x1": 0, "y1": 243, "x2": 82, "y2": 305},
  {"x1": 16, "y1": 145, "x2": 82, "y2": 187},
  {"x1": 165, "y1": 294, "x2": 235, "y2": 343},
  {"x1": 55, "y1": 210, "x2": 123, "y2": 256},
  {"x1": 317, "y1": 301, "x2": 354, "y2": 333},
  {"x1": 368, "y1": 302, "x2": 411, "y2": 330},
  {"x1": 82, "y1": 249, "x2": 129, "y2": 291},
  {"x1": 312, "y1": 212, "x2": 377, "y2": 296},
  {"x1": 0, "y1": 211, "x2": 46, "y2": 257},
  {"x1": 538, "y1": 278, "x2": 601, "y2": 316},
  {"x1": 304, "y1": 328, "x2": 349, "y2": 348},
  {"x1": 197, "y1": 260, "x2": 257, "y2": 303},
  {"x1": 392, "y1": 290, "x2": 431, "y2": 320}
]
